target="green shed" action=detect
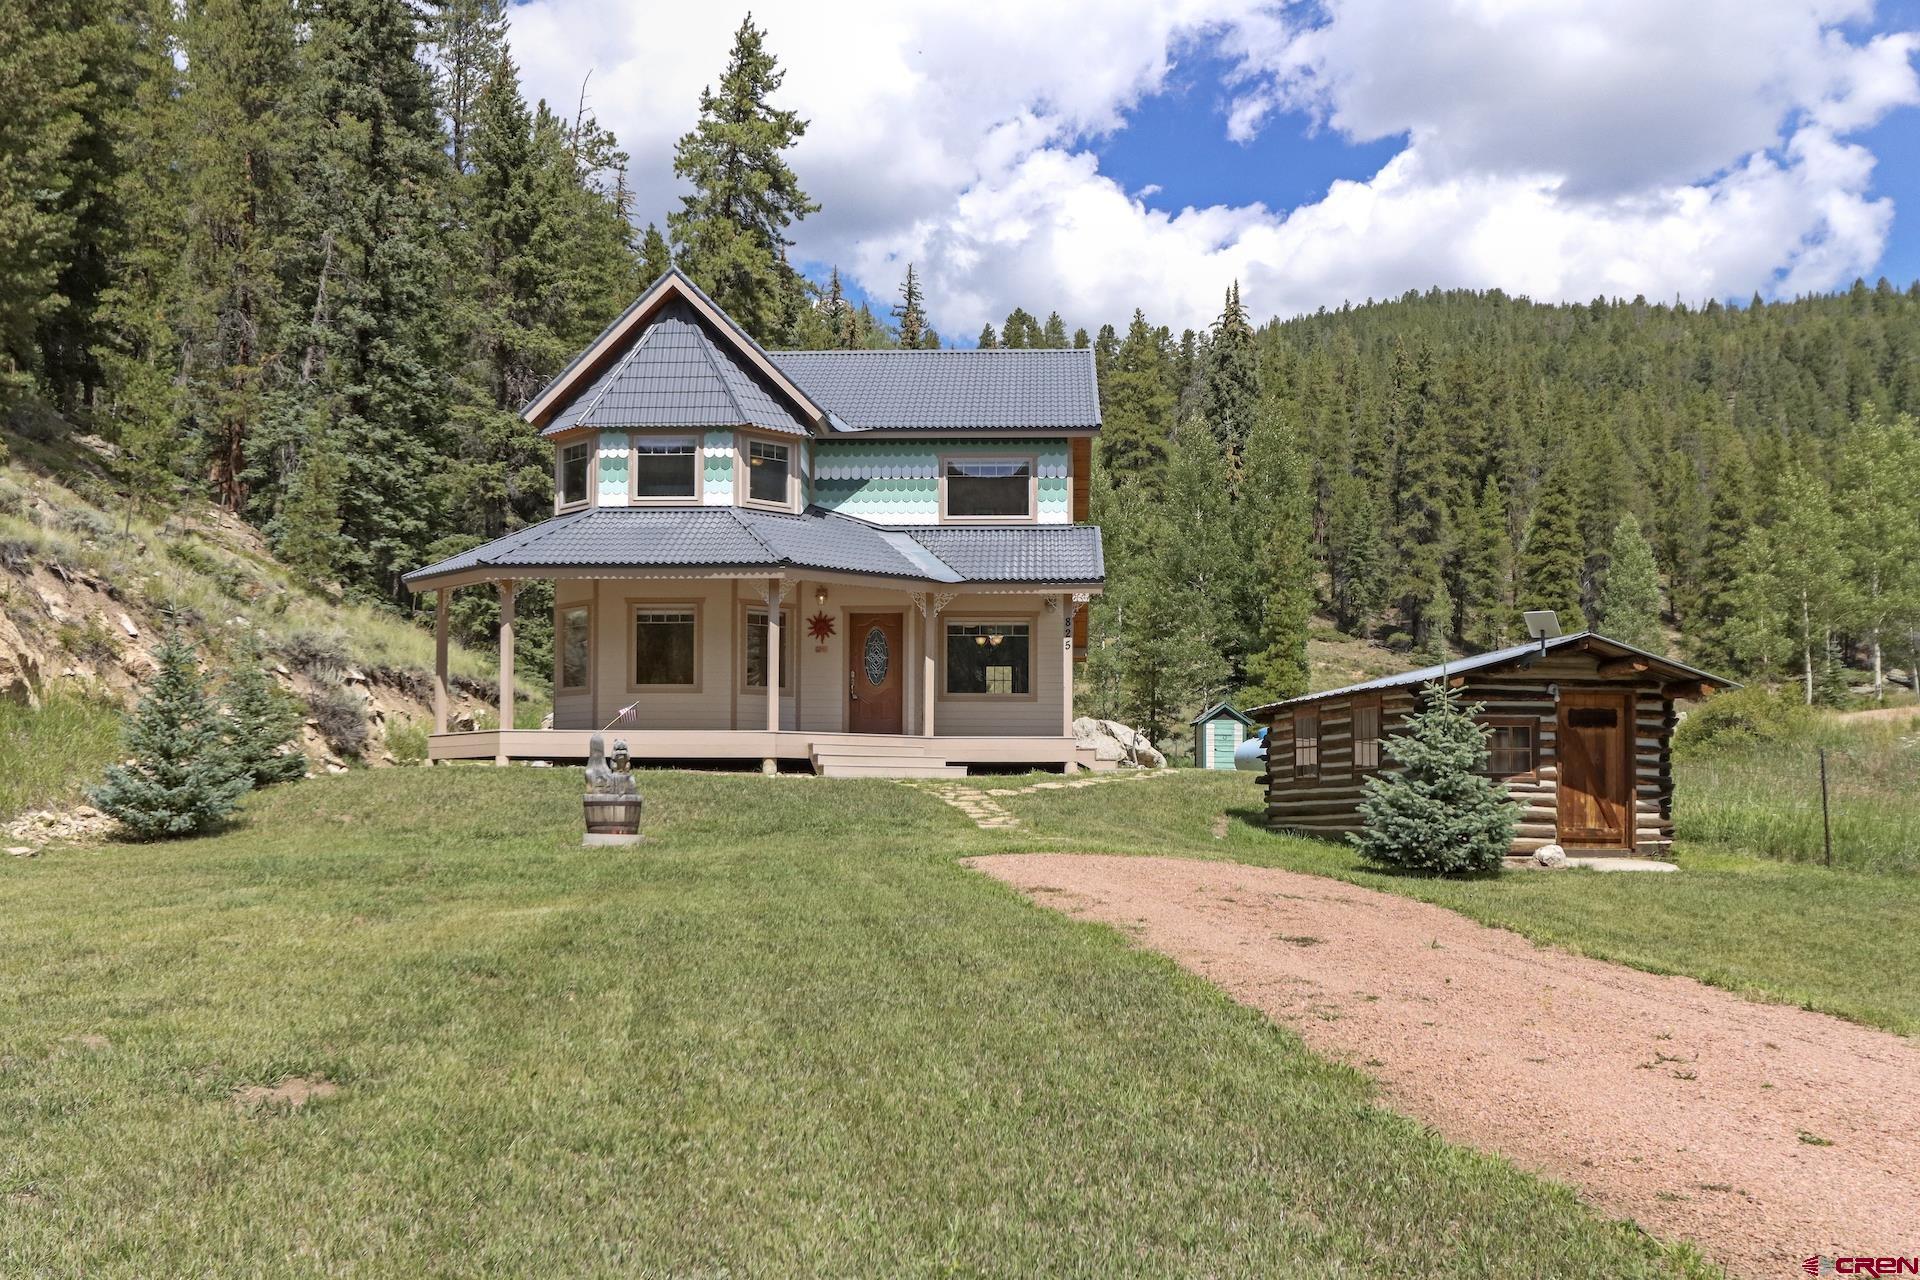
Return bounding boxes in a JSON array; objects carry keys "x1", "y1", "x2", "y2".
[{"x1": 1190, "y1": 702, "x2": 1253, "y2": 770}]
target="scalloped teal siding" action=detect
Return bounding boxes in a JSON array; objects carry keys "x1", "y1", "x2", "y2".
[
  {"x1": 597, "y1": 432, "x2": 628, "y2": 504},
  {"x1": 813, "y1": 439, "x2": 1070, "y2": 525},
  {"x1": 701, "y1": 431, "x2": 733, "y2": 505}
]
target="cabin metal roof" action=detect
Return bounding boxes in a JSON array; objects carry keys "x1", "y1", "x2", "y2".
[
  {"x1": 766, "y1": 348, "x2": 1102, "y2": 433},
  {"x1": 1243, "y1": 633, "x2": 1735, "y2": 719},
  {"x1": 402, "y1": 506, "x2": 1105, "y2": 589}
]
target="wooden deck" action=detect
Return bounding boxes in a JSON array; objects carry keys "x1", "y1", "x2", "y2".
[{"x1": 428, "y1": 729, "x2": 1106, "y2": 777}]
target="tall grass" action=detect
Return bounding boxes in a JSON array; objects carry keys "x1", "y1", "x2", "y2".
[
  {"x1": 0, "y1": 689, "x2": 124, "y2": 819},
  {"x1": 1676, "y1": 715, "x2": 1920, "y2": 874}
]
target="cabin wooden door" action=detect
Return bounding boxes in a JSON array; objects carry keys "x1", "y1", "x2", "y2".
[
  {"x1": 1556, "y1": 690, "x2": 1634, "y2": 847},
  {"x1": 848, "y1": 612, "x2": 904, "y2": 734}
]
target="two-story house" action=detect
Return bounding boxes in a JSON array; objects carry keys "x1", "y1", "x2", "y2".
[{"x1": 404, "y1": 269, "x2": 1106, "y2": 776}]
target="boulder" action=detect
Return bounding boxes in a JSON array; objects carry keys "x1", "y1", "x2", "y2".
[
  {"x1": 1533, "y1": 843, "x2": 1568, "y2": 868},
  {"x1": 1071, "y1": 717, "x2": 1167, "y2": 768}
]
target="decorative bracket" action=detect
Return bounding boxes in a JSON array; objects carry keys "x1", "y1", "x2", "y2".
[
  {"x1": 756, "y1": 578, "x2": 793, "y2": 607},
  {"x1": 1063, "y1": 592, "x2": 1089, "y2": 642}
]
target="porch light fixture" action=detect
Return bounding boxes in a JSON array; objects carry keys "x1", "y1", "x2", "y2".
[{"x1": 815, "y1": 586, "x2": 828, "y2": 605}]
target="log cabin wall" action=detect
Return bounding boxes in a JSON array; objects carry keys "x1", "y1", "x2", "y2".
[{"x1": 1260, "y1": 648, "x2": 1679, "y2": 857}]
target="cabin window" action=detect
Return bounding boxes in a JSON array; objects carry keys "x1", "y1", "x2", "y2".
[
  {"x1": 1293, "y1": 709, "x2": 1319, "y2": 780},
  {"x1": 632, "y1": 437, "x2": 698, "y2": 500},
  {"x1": 1484, "y1": 720, "x2": 1536, "y2": 777},
  {"x1": 558, "y1": 605, "x2": 590, "y2": 690},
  {"x1": 746, "y1": 440, "x2": 790, "y2": 506},
  {"x1": 944, "y1": 458, "x2": 1032, "y2": 519},
  {"x1": 743, "y1": 607, "x2": 793, "y2": 690},
  {"x1": 560, "y1": 442, "x2": 592, "y2": 506},
  {"x1": 632, "y1": 608, "x2": 696, "y2": 687},
  {"x1": 1351, "y1": 698, "x2": 1381, "y2": 772},
  {"x1": 946, "y1": 622, "x2": 1030, "y2": 695}
]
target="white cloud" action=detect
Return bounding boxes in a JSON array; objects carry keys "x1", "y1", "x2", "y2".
[{"x1": 508, "y1": 0, "x2": 1920, "y2": 336}]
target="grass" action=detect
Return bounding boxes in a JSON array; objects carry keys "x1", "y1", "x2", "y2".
[
  {"x1": 0, "y1": 688, "x2": 123, "y2": 818},
  {"x1": 0, "y1": 768, "x2": 1708, "y2": 1277},
  {"x1": 1675, "y1": 713, "x2": 1920, "y2": 874},
  {"x1": 993, "y1": 770, "x2": 1920, "y2": 1036}
]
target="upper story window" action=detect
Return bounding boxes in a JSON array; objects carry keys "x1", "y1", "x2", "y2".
[
  {"x1": 633, "y1": 437, "x2": 698, "y2": 501},
  {"x1": 746, "y1": 439, "x2": 790, "y2": 506},
  {"x1": 943, "y1": 457, "x2": 1032, "y2": 520},
  {"x1": 559, "y1": 441, "x2": 592, "y2": 507}
]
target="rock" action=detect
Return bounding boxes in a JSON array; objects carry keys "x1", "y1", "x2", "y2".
[
  {"x1": 539, "y1": 711, "x2": 554, "y2": 730},
  {"x1": 6, "y1": 846, "x2": 36, "y2": 858},
  {"x1": 1071, "y1": 716, "x2": 1167, "y2": 768},
  {"x1": 1533, "y1": 844, "x2": 1568, "y2": 868},
  {"x1": 116, "y1": 612, "x2": 138, "y2": 638}
]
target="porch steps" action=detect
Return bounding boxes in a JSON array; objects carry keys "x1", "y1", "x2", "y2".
[{"x1": 810, "y1": 739, "x2": 969, "y2": 778}]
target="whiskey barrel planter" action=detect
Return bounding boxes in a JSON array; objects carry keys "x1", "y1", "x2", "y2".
[{"x1": 582, "y1": 793, "x2": 643, "y2": 843}]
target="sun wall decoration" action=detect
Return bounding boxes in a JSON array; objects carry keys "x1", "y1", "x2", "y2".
[{"x1": 806, "y1": 612, "x2": 836, "y2": 650}]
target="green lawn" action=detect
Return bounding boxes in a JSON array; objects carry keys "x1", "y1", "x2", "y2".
[
  {"x1": 995, "y1": 770, "x2": 1920, "y2": 1036},
  {"x1": 0, "y1": 768, "x2": 1707, "y2": 1277}
]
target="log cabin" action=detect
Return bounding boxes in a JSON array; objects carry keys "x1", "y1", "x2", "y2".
[{"x1": 1246, "y1": 633, "x2": 1736, "y2": 857}]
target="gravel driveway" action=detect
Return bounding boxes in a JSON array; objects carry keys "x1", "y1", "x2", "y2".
[{"x1": 969, "y1": 854, "x2": 1920, "y2": 1278}]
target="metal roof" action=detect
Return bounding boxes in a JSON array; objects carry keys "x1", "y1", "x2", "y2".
[
  {"x1": 1189, "y1": 701, "x2": 1253, "y2": 726},
  {"x1": 906, "y1": 525, "x2": 1104, "y2": 583},
  {"x1": 543, "y1": 299, "x2": 811, "y2": 437},
  {"x1": 1243, "y1": 633, "x2": 1736, "y2": 719},
  {"x1": 403, "y1": 506, "x2": 1105, "y2": 589},
  {"x1": 769, "y1": 348, "x2": 1101, "y2": 432}
]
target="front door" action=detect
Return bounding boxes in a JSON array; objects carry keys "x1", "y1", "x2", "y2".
[
  {"x1": 848, "y1": 611, "x2": 904, "y2": 734},
  {"x1": 1556, "y1": 690, "x2": 1634, "y2": 847}
]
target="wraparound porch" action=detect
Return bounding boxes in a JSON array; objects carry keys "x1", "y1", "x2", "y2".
[{"x1": 426, "y1": 728, "x2": 1106, "y2": 777}]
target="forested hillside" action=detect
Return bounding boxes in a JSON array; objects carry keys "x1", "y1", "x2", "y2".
[{"x1": 6, "y1": 1, "x2": 1919, "y2": 756}]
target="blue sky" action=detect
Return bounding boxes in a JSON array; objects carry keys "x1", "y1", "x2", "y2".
[{"x1": 515, "y1": 1, "x2": 1920, "y2": 333}]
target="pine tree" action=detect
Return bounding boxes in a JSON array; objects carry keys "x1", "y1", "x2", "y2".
[
  {"x1": 269, "y1": 0, "x2": 453, "y2": 598},
  {"x1": 1325, "y1": 470, "x2": 1387, "y2": 633},
  {"x1": 1686, "y1": 439, "x2": 1755, "y2": 670},
  {"x1": 1593, "y1": 513, "x2": 1663, "y2": 650},
  {"x1": 976, "y1": 323, "x2": 998, "y2": 349},
  {"x1": 173, "y1": 0, "x2": 297, "y2": 510},
  {"x1": 1516, "y1": 460, "x2": 1588, "y2": 632},
  {"x1": 1386, "y1": 340, "x2": 1452, "y2": 650},
  {"x1": 1001, "y1": 307, "x2": 1038, "y2": 349},
  {"x1": 426, "y1": 0, "x2": 506, "y2": 173},
  {"x1": 892, "y1": 263, "x2": 928, "y2": 348},
  {"x1": 1352, "y1": 682, "x2": 1519, "y2": 874},
  {"x1": 1041, "y1": 310, "x2": 1067, "y2": 348},
  {"x1": 1453, "y1": 476, "x2": 1513, "y2": 651},
  {"x1": 1239, "y1": 403, "x2": 1313, "y2": 703},
  {"x1": 1836, "y1": 406, "x2": 1920, "y2": 698},
  {"x1": 1098, "y1": 310, "x2": 1174, "y2": 488},
  {"x1": 637, "y1": 222, "x2": 672, "y2": 280},
  {"x1": 1203, "y1": 281, "x2": 1259, "y2": 461},
  {"x1": 668, "y1": 15, "x2": 817, "y2": 343},
  {"x1": 222, "y1": 641, "x2": 308, "y2": 787},
  {"x1": 89, "y1": 631, "x2": 250, "y2": 839}
]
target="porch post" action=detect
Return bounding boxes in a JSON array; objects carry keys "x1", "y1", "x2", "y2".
[
  {"x1": 1060, "y1": 593, "x2": 1074, "y2": 737},
  {"x1": 495, "y1": 579, "x2": 515, "y2": 766},
  {"x1": 921, "y1": 595, "x2": 943, "y2": 738},
  {"x1": 763, "y1": 577, "x2": 782, "y2": 774},
  {"x1": 432, "y1": 587, "x2": 450, "y2": 740}
]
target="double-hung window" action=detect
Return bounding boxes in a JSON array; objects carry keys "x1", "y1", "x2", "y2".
[
  {"x1": 559, "y1": 441, "x2": 593, "y2": 507},
  {"x1": 944, "y1": 458, "x2": 1032, "y2": 519},
  {"x1": 746, "y1": 439, "x2": 790, "y2": 506},
  {"x1": 1350, "y1": 697, "x2": 1382, "y2": 773},
  {"x1": 633, "y1": 608, "x2": 696, "y2": 687},
  {"x1": 633, "y1": 437, "x2": 698, "y2": 500},
  {"x1": 744, "y1": 607, "x2": 793, "y2": 690},
  {"x1": 945, "y1": 622, "x2": 1030, "y2": 695}
]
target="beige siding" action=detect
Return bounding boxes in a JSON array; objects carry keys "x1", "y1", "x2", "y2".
[{"x1": 547, "y1": 579, "x2": 1069, "y2": 739}]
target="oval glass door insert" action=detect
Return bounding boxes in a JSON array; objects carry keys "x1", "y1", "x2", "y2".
[{"x1": 863, "y1": 626, "x2": 891, "y2": 686}]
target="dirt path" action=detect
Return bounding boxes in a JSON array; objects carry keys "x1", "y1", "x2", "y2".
[{"x1": 970, "y1": 854, "x2": 1920, "y2": 1278}]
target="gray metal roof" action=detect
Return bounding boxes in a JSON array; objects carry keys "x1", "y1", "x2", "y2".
[
  {"x1": 769, "y1": 348, "x2": 1101, "y2": 432},
  {"x1": 906, "y1": 525, "x2": 1104, "y2": 582},
  {"x1": 403, "y1": 506, "x2": 1104, "y2": 588},
  {"x1": 1190, "y1": 701, "x2": 1253, "y2": 726},
  {"x1": 1244, "y1": 633, "x2": 1736, "y2": 719},
  {"x1": 543, "y1": 300, "x2": 811, "y2": 437}
]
